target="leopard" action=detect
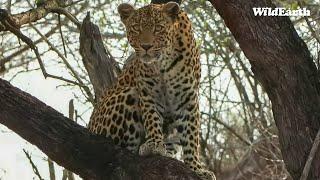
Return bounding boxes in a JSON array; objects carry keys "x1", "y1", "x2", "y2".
[{"x1": 88, "y1": 2, "x2": 215, "y2": 180}]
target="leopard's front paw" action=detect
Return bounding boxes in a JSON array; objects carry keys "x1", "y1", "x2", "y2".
[
  {"x1": 195, "y1": 169, "x2": 216, "y2": 180},
  {"x1": 139, "y1": 140, "x2": 167, "y2": 156}
]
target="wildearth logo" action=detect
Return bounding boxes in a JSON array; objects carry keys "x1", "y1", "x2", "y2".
[{"x1": 253, "y1": 7, "x2": 310, "y2": 16}]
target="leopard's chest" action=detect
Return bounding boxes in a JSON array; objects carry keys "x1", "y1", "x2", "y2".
[{"x1": 158, "y1": 70, "x2": 195, "y2": 115}]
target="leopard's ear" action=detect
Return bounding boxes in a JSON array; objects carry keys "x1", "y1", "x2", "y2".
[
  {"x1": 163, "y1": 2, "x2": 180, "y2": 20},
  {"x1": 118, "y1": 3, "x2": 135, "y2": 22}
]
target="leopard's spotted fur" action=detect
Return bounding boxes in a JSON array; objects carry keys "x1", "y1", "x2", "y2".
[{"x1": 88, "y1": 2, "x2": 215, "y2": 179}]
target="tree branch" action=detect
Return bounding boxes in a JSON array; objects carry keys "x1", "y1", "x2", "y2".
[
  {"x1": 0, "y1": 78, "x2": 200, "y2": 180},
  {"x1": 210, "y1": 0, "x2": 320, "y2": 179},
  {"x1": 79, "y1": 13, "x2": 120, "y2": 100},
  {"x1": 300, "y1": 128, "x2": 320, "y2": 180},
  {"x1": 23, "y1": 149, "x2": 44, "y2": 180},
  {"x1": 0, "y1": 0, "x2": 70, "y2": 32}
]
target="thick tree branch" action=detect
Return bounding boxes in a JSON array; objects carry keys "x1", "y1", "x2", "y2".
[
  {"x1": 210, "y1": 0, "x2": 320, "y2": 179},
  {"x1": 0, "y1": 0, "x2": 70, "y2": 32},
  {"x1": 0, "y1": 78, "x2": 200, "y2": 180}
]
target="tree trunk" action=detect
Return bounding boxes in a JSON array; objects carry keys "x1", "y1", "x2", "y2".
[
  {"x1": 209, "y1": 0, "x2": 320, "y2": 179},
  {"x1": 79, "y1": 13, "x2": 120, "y2": 100},
  {"x1": 0, "y1": 78, "x2": 200, "y2": 180}
]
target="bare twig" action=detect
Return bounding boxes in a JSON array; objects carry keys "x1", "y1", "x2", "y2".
[
  {"x1": 0, "y1": 25, "x2": 59, "y2": 67},
  {"x1": 69, "y1": 99, "x2": 75, "y2": 121},
  {"x1": 0, "y1": 9, "x2": 47, "y2": 77},
  {"x1": 0, "y1": 6, "x2": 84, "y2": 67},
  {"x1": 67, "y1": 171, "x2": 75, "y2": 180},
  {"x1": 65, "y1": 0, "x2": 86, "y2": 7},
  {"x1": 30, "y1": 23, "x2": 95, "y2": 103},
  {"x1": 23, "y1": 149, "x2": 44, "y2": 180},
  {"x1": 62, "y1": 170, "x2": 68, "y2": 180},
  {"x1": 201, "y1": 112, "x2": 252, "y2": 146},
  {"x1": 58, "y1": 14, "x2": 68, "y2": 57},
  {"x1": 62, "y1": 99, "x2": 76, "y2": 180},
  {"x1": 1, "y1": 10, "x2": 82, "y2": 87},
  {"x1": 300, "y1": 127, "x2": 320, "y2": 180},
  {"x1": 50, "y1": 7, "x2": 81, "y2": 28},
  {"x1": 47, "y1": 158, "x2": 56, "y2": 180}
]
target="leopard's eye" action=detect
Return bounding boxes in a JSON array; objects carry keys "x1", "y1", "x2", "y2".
[{"x1": 155, "y1": 25, "x2": 164, "y2": 32}]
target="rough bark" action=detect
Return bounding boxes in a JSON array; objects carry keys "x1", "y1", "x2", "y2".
[
  {"x1": 79, "y1": 13, "x2": 120, "y2": 100},
  {"x1": 0, "y1": 78, "x2": 200, "y2": 180},
  {"x1": 0, "y1": 0, "x2": 68, "y2": 32},
  {"x1": 209, "y1": 0, "x2": 320, "y2": 179}
]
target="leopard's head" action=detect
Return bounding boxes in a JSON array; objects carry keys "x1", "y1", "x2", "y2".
[{"x1": 118, "y1": 2, "x2": 179, "y2": 63}]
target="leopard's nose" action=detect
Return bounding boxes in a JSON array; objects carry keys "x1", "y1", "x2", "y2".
[{"x1": 141, "y1": 44, "x2": 153, "y2": 51}]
